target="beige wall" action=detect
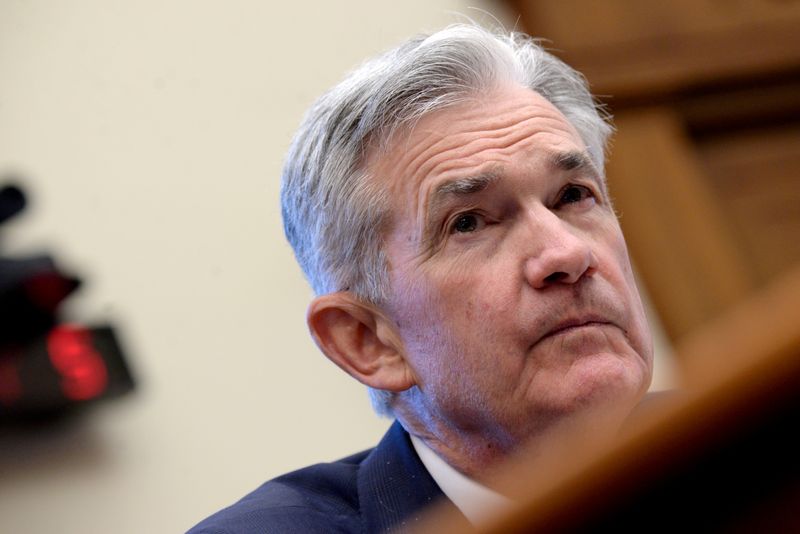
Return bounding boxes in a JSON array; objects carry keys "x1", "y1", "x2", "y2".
[{"x1": 0, "y1": 2, "x2": 674, "y2": 533}]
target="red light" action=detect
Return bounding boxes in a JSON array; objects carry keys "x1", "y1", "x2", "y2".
[
  {"x1": 47, "y1": 325, "x2": 108, "y2": 401},
  {"x1": 0, "y1": 357, "x2": 23, "y2": 406}
]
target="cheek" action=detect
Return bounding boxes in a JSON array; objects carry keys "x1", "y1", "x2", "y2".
[
  {"x1": 606, "y1": 229, "x2": 654, "y2": 366},
  {"x1": 390, "y1": 266, "x2": 515, "y2": 367},
  {"x1": 388, "y1": 267, "x2": 456, "y2": 354},
  {"x1": 436, "y1": 266, "x2": 520, "y2": 340},
  {"x1": 600, "y1": 221, "x2": 637, "y2": 291}
]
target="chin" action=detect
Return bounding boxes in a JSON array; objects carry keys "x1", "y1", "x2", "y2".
[
  {"x1": 573, "y1": 352, "x2": 650, "y2": 409},
  {"x1": 539, "y1": 351, "x2": 650, "y2": 420}
]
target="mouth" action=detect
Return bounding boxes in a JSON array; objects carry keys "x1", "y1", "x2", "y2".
[{"x1": 541, "y1": 316, "x2": 615, "y2": 341}]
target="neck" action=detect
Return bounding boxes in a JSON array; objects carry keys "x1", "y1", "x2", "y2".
[{"x1": 393, "y1": 393, "x2": 631, "y2": 490}]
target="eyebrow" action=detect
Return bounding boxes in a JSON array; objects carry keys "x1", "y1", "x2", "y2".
[
  {"x1": 550, "y1": 150, "x2": 598, "y2": 175},
  {"x1": 550, "y1": 150, "x2": 607, "y2": 194},
  {"x1": 434, "y1": 171, "x2": 499, "y2": 198},
  {"x1": 422, "y1": 171, "x2": 499, "y2": 243},
  {"x1": 428, "y1": 171, "x2": 499, "y2": 217}
]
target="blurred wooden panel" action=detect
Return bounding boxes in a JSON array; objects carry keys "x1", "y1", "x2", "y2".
[
  {"x1": 678, "y1": 77, "x2": 800, "y2": 133},
  {"x1": 607, "y1": 107, "x2": 754, "y2": 340},
  {"x1": 508, "y1": 0, "x2": 800, "y2": 102},
  {"x1": 698, "y1": 124, "x2": 800, "y2": 282}
]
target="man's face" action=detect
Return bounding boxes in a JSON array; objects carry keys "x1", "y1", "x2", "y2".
[{"x1": 370, "y1": 85, "x2": 653, "y2": 451}]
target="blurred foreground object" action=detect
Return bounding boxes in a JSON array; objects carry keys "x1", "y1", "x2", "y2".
[
  {"x1": 0, "y1": 184, "x2": 134, "y2": 422},
  {"x1": 416, "y1": 263, "x2": 800, "y2": 532}
]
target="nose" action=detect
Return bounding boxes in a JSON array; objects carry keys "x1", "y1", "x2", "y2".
[{"x1": 523, "y1": 214, "x2": 597, "y2": 289}]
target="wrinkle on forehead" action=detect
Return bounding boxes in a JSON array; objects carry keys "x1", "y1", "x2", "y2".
[{"x1": 394, "y1": 110, "x2": 579, "y2": 187}]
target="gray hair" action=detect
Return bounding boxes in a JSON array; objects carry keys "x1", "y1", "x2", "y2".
[{"x1": 280, "y1": 23, "x2": 613, "y2": 416}]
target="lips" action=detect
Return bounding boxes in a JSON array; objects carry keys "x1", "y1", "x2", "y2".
[{"x1": 539, "y1": 315, "x2": 615, "y2": 342}]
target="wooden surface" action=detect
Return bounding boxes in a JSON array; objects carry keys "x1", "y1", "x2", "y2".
[
  {"x1": 508, "y1": 0, "x2": 800, "y2": 103},
  {"x1": 699, "y1": 124, "x2": 800, "y2": 283},
  {"x1": 606, "y1": 107, "x2": 755, "y2": 341}
]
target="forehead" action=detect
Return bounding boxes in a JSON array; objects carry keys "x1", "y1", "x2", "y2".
[{"x1": 367, "y1": 85, "x2": 588, "y2": 232}]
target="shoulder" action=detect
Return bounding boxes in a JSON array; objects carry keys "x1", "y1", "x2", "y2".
[{"x1": 187, "y1": 449, "x2": 371, "y2": 534}]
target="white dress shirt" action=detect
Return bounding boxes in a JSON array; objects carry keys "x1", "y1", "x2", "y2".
[{"x1": 409, "y1": 434, "x2": 514, "y2": 526}]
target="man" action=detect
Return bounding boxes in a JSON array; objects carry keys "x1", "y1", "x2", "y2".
[{"x1": 190, "y1": 23, "x2": 653, "y2": 533}]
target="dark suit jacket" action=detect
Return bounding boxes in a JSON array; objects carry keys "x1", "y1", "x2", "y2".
[{"x1": 187, "y1": 421, "x2": 455, "y2": 533}]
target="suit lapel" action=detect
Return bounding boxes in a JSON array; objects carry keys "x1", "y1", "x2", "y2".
[{"x1": 357, "y1": 420, "x2": 458, "y2": 532}]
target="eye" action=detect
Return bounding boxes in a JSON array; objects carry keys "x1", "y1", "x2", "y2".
[
  {"x1": 450, "y1": 212, "x2": 483, "y2": 234},
  {"x1": 557, "y1": 184, "x2": 595, "y2": 207}
]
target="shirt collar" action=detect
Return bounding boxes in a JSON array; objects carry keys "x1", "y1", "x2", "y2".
[{"x1": 409, "y1": 433, "x2": 514, "y2": 526}]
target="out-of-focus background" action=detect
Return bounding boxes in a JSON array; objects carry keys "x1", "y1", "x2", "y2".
[{"x1": 2, "y1": 1, "x2": 797, "y2": 533}]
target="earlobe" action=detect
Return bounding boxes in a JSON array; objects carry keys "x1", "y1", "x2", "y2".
[{"x1": 307, "y1": 292, "x2": 415, "y2": 392}]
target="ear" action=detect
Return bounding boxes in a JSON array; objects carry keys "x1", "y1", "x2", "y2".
[{"x1": 307, "y1": 292, "x2": 415, "y2": 392}]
